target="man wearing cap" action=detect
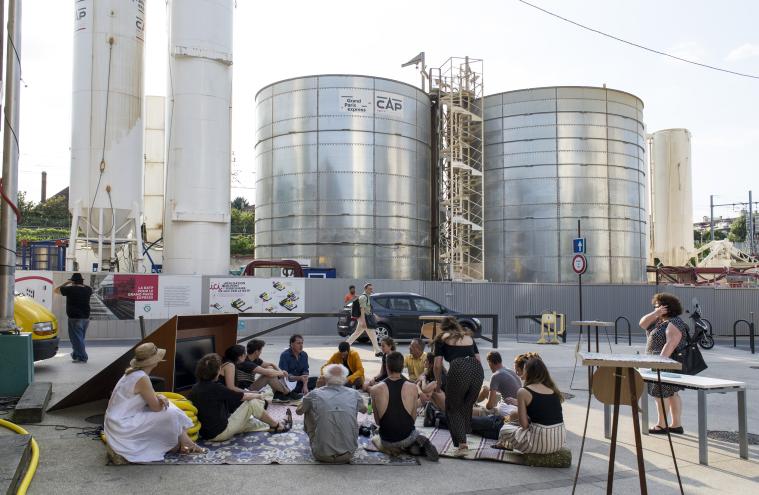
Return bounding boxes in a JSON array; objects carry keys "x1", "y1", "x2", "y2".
[
  {"x1": 346, "y1": 282, "x2": 381, "y2": 357},
  {"x1": 55, "y1": 273, "x2": 93, "y2": 363}
]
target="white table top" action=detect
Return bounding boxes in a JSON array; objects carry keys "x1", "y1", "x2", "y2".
[
  {"x1": 638, "y1": 370, "x2": 746, "y2": 390},
  {"x1": 578, "y1": 351, "x2": 682, "y2": 370},
  {"x1": 572, "y1": 320, "x2": 615, "y2": 327}
]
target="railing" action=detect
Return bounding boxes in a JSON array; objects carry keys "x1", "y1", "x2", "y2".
[
  {"x1": 614, "y1": 316, "x2": 632, "y2": 346},
  {"x1": 732, "y1": 312, "x2": 755, "y2": 354},
  {"x1": 234, "y1": 312, "x2": 500, "y2": 348}
]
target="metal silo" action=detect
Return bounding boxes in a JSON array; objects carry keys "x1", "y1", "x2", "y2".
[
  {"x1": 648, "y1": 129, "x2": 694, "y2": 266},
  {"x1": 484, "y1": 86, "x2": 647, "y2": 283},
  {"x1": 255, "y1": 75, "x2": 432, "y2": 279}
]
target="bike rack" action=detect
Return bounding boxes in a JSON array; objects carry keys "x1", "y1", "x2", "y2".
[
  {"x1": 614, "y1": 316, "x2": 632, "y2": 346},
  {"x1": 732, "y1": 311, "x2": 755, "y2": 354}
]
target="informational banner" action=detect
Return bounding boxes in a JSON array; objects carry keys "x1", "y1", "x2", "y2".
[
  {"x1": 208, "y1": 277, "x2": 305, "y2": 314},
  {"x1": 86, "y1": 273, "x2": 201, "y2": 320},
  {"x1": 14, "y1": 270, "x2": 55, "y2": 310}
]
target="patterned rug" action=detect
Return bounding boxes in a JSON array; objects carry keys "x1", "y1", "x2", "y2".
[{"x1": 155, "y1": 405, "x2": 418, "y2": 466}]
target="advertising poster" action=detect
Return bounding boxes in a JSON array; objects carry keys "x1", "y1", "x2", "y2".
[
  {"x1": 86, "y1": 273, "x2": 201, "y2": 320},
  {"x1": 14, "y1": 270, "x2": 54, "y2": 310},
  {"x1": 208, "y1": 277, "x2": 305, "y2": 315}
]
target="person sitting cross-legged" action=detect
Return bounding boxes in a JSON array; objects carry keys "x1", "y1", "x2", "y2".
[
  {"x1": 474, "y1": 351, "x2": 521, "y2": 418},
  {"x1": 495, "y1": 357, "x2": 566, "y2": 454},
  {"x1": 190, "y1": 353, "x2": 291, "y2": 442},
  {"x1": 317, "y1": 342, "x2": 365, "y2": 389},
  {"x1": 404, "y1": 338, "x2": 427, "y2": 383},
  {"x1": 296, "y1": 364, "x2": 367, "y2": 463},
  {"x1": 236, "y1": 339, "x2": 291, "y2": 401},
  {"x1": 370, "y1": 351, "x2": 439, "y2": 461},
  {"x1": 278, "y1": 334, "x2": 318, "y2": 398}
]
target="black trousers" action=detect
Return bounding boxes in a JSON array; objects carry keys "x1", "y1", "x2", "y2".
[{"x1": 445, "y1": 356, "x2": 484, "y2": 446}]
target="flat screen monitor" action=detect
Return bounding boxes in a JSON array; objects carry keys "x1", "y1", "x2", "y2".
[{"x1": 174, "y1": 336, "x2": 215, "y2": 391}]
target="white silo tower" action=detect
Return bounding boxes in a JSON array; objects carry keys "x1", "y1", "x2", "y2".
[
  {"x1": 68, "y1": 0, "x2": 145, "y2": 271},
  {"x1": 648, "y1": 129, "x2": 695, "y2": 266},
  {"x1": 162, "y1": 0, "x2": 233, "y2": 275}
]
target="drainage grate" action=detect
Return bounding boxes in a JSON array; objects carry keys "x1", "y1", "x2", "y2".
[{"x1": 707, "y1": 430, "x2": 759, "y2": 445}]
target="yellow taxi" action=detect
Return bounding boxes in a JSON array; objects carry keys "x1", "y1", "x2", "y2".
[{"x1": 13, "y1": 293, "x2": 59, "y2": 361}]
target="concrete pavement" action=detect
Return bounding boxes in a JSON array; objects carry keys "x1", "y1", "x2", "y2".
[{"x1": 9, "y1": 334, "x2": 759, "y2": 494}]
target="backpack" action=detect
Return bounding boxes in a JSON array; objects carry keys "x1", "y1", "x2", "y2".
[{"x1": 351, "y1": 297, "x2": 362, "y2": 317}]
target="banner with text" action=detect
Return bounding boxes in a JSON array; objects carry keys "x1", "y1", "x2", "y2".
[{"x1": 208, "y1": 277, "x2": 305, "y2": 315}]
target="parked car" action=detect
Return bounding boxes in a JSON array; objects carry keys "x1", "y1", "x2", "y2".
[
  {"x1": 14, "y1": 293, "x2": 60, "y2": 361},
  {"x1": 337, "y1": 292, "x2": 481, "y2": 341}
]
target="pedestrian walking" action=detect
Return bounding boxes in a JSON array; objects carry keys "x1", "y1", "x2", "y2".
[
  {"x1": 346, "y1": 282, "x2": 381, "y2": 356},
  {"x1": 54, "y1": 273, "x2": 93, "y2": 363}
]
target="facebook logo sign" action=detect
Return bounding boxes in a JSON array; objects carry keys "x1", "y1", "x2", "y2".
[{"x1": 573, "y1": 238, "x2": 586, "y2": 254}]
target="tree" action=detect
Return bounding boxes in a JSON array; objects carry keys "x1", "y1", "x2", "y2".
[
  {"x1": 231, "y1": 196, "x2": 250, "y2": 210},
  {"x1": 728, "y1": 215, "x2": 747, "y2": 242}
]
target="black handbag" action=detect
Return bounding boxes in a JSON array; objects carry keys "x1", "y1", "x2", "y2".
[
  {"x1": 671, "y1": 327, "x2": 708, "y2": 375},
  {"x1": 365, "y1": 313, "x2": 378, "y2": 329}
]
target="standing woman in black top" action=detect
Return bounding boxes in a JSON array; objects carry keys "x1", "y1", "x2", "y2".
[{"x1": 433, "y1": 317, "x2": 484, "y2": 456}]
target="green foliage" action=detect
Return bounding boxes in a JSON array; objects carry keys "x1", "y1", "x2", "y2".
[
  {"x1": 231, "y1": 196, "x2": 250, "y2": 210},
  {"x1": 17, "y1": 227, "x2": 69, "y2": 242},
  {"x1": 230, "y1": 234, "x2": 255, "y2": 254},
  {"x1": 231, "y1": 207, "x2": 254, "y2": 234},
  {"x1": 728, "y1": 215, "x2": 747, "y2": 242},
  {"x1": 16, "y1": 191, "x2": 70, "y2": 228},
  {"x1": 230, "y1": 198, "x2": 254, "y2": 254}
]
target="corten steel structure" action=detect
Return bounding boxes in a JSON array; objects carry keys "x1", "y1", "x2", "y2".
[
  {"x1": 254, "y1": 75, "x2": 432, "y2": 280},
  {"x1": 429, "y1": 57, "x2": 485, "y2": 281},
  {"x1": 483, "y1": 86, "x2": 648, "y2": 283},
  {"x1": 648, "y1": 129, "x2": 694, "y2": 267}
]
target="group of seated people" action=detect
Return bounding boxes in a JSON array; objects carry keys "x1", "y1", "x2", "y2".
[{"x1": 104, "y1": 328, "x2": 565, "y2": 464}]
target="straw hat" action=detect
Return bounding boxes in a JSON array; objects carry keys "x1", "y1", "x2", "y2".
[{"x1": 129, "y1": 343, "x2": 166, "y2": 369}]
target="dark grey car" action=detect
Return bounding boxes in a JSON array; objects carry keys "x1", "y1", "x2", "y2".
[{"x1": 337, "y1": 292, "x2": 482, "y2": 341}]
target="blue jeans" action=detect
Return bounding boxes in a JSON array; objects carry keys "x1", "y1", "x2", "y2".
[{"x1": 68, "y1": 318, "x2": 89, "y2": 362}]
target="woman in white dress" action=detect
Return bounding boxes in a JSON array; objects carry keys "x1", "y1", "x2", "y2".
[{"x1": 104, "y1": 343, "x2": 204, "y2": 463}]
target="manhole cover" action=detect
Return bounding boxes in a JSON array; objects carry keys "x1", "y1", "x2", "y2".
[
  {"x1": 707, "y1": 430, "x2": 759, "y2": 445},
  {"x1": 85, "y1": 414, "x2": 105, "y2": 426},
  {"x1": 561, "y1": 392, "x2": 576, "y2": 400}
]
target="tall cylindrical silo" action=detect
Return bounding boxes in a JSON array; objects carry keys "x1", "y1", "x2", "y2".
[
  {"x1": 255, "y1": 75, "x2": 432, "y2": 279},
  {"x1": 162, "y1": 0, "x2": 233, "y2": 275},
  {"x1": 69, "y1": 0, "x2": 146, "y2": 270},
  {"x1": 648, "y1": 129, "x2": 694, "y2": 266},
  {"x1": 484, "y1": 86, "x2": 647, "y2": 283}
]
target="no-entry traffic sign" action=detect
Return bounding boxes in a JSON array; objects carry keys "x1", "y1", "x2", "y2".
[{"x1": 572, "y1": 254, "x2": 587, "y2": 275}]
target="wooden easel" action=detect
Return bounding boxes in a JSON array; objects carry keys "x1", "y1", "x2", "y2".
[{"x1": 573, "y1": 352, "x2": 683, "y2": 495}]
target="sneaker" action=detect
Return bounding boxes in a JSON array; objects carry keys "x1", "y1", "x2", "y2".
[
  {"x1": 287, "y1": 392, "x2": 303, "y2": 401},
  {"x1": 415, "y1": 435, "x2": 439, "y2": 461}
]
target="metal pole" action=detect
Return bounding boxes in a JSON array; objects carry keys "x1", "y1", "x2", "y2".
[
  {"x1": 0, "y1": 0, "x2": 21, "y2": 331},
  {"x1": 578, "y1": 219, "x2": 583, "y2": 322},
  {"x1": 748, "y1": 190, "x2": 754, "y2": 256},
  {"x1": 750, "y1": 312, "x2": 755, "y2": 355},
  {"x1": 709, "y1": 195, "x2": 714, "y2": 242}
]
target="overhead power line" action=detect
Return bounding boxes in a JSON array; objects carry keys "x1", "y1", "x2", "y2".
[{"x1": 516, "y1": 0, "x2": 759, "y2": 80}]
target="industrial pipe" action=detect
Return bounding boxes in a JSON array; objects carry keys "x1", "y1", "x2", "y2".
[{"x1": 0, "y1": 419, "x2": 40, "y2": 495}]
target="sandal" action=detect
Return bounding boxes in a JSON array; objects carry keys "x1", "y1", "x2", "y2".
[
  {"x1": 285, "y1": 408, "x2": 293, "y2": 429},
  {"x1": 648, "y1": 426, "x2": 668, "y2": 435},
  {"x1": 451, "y1": 446, "x2": 469, "y2": 457},
  {"x1": 271, "y1": 421, "x2": 291, "y2": 434}
]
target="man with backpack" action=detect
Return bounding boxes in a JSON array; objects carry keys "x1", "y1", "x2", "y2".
[{"x1": 346, "y1": 282, "x2": 381, "y2": 357}]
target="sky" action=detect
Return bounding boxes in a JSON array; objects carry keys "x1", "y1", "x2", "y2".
[{"x1": 14, "y1": 0, "x2": 759, "y2": 222}]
